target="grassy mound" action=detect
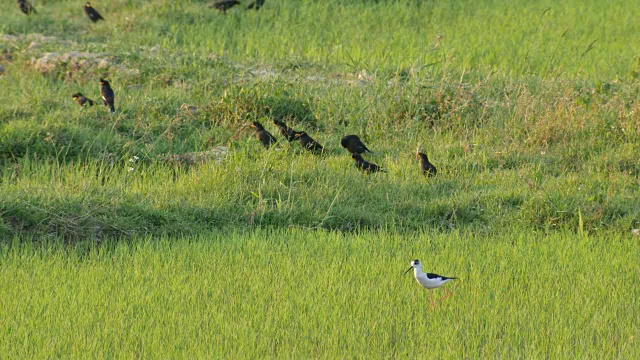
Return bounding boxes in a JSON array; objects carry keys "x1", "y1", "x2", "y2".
[{"x1": 0, "y1": 0, "x2": 639, "y2": 240}]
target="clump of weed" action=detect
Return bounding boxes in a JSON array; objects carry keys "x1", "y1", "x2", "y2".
[
  {"x1": 385, "y1": 82, "x2": 487, "y2": 131},
  {"x1": 262, "y1": 95, "x2": 317, "y2": 128}
]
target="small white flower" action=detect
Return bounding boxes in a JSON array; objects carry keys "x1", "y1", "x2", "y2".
[
  {"x1": 128, "y1": 167, "x2": 135, "y2": 172},
  {"x1": 632, "y1": 229, "x2": 640, "y2": 236}
]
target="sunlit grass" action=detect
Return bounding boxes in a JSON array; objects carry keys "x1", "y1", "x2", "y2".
[
  {"x1": 0, "y1": 1, "x2": 639, "y2": 356},
  {"x1": 3, "y1": 0, "x2": 639, "y2": 77},
  {"x1": 0, "y1": 229, "x2": 638, "y2": 357}
]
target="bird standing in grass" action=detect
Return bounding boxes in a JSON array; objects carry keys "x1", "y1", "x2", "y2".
[
  {"x1": 100, "y1": 78, "x2": 115, "y2": 113},
  {"x1": 210, "y1": 0, "x2": 240, "y2": 14},
  {"x1": 341, "y1": 135, "x2": 372, "y2": 155},
  {"x1": 295, "y1": 132, "x2": 324, "y2": 154},
  {"x1": 273, "y1": 119, "x2": 301, "y2": 142},
  {"x1": 404, "y1": 259, "x2": 456, "y2": 310},
  {"x1": 250, "y1": 121, "x2": 277, "y2": 148},
  {"x1": 247, "y1": 0, "x2": 265, "y2": 10},
  {"x1": 351, "y1": 154, "x2": 385, "y2": 173},
  {"x1": 417, "y1": 152, "x2": 437, "y2": 177},
  {"x1": 416, "y1": 143, "x2": 437, "y2": 177},
  {"x1": 72, "y1": 93, "x2": 95, "y2": 107},
  {"x1": 18, "y1": 0, "x2": 36, "y2": 15},
  {"x1": 83, "y1": 2, "x2": 104, "y2": 22}
]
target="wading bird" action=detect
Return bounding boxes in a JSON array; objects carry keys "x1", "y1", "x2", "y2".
[
  {"x1": 72, "y1": 93, "x2": 95, "y2": 107},
  {"x1": 351, "y1": 154, "x2": 385, "y2": 173},
  {"x1": 250, "y1": 121, "x2": 277, "y2": 148},
  {"x1": 99, "y1": 78, "x2": 115, "y2": 113},
  {"x1": 83, "y1": 2, "x2": 104, "y2": 22},
  {"x1": 341, "y1": 135, "x2": 372, "y2": 155},
  {"x1": 18, "y1": 0, "x2": 36, "y2": 15},
  {"x1": 404, "y1": 259, "x2": 456, "y2": 309}
]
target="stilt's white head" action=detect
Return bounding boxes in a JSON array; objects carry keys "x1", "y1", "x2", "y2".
[{"x1": 404, "y1": 259, "x2": 422, "y2": 275}]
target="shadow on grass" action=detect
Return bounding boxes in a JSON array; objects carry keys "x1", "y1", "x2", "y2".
[
  {"x1": 0, "y1": 185, "x2": 491, "y2": 241},
  {"x1": 1, "y1": 182, "x2": 637, "y2": 242}
]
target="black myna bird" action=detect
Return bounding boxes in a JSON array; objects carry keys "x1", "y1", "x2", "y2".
[
  {"x1": 247, "y1": 0, "x2": 264, "y2": 10},
  {"x1": 72, "y1": 93, "x2": 95, "y2": 107},
  {"x1": 18, "y1": 0, "x2": 36, "y2": 15},
  {"x1": 417, "y1": 152, "x2": 437, "y2": 177},
  {"x1": 352, "y1": 154, "x2": 385, "y2": 173},
  {"x1": 84, "y1": 2, "x2": 104, "y2": 22},
  {"x1": 295, "y1": 132, "x2": 323, "y2": 153},
  {"x1": 211, "y1": 0, "x2": 240, "y2": 13},
  {"x1": 250, "y1": 121, "x2": 277, "y2": 148},
  {"x1": 273, "y1": 119, "x2": 301, "y2": 142},
  {"x1": 99, "y1": 78, "x2": 115, "y2": 113},
  {"x1": 341, "y1": 135, "x2": 372, "y2": 155}
]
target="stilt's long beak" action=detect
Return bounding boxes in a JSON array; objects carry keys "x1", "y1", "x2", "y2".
[{"x1": 403, "y1": 266, "x2": 413, "y2": 275}]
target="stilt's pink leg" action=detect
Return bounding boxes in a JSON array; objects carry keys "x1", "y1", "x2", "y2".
[
  {"x1": 437, "y1": 284, "x2": 457, "y2": 303},
  {"x1": 427, "y1": 290, "x2": 436, "y2": 311}
]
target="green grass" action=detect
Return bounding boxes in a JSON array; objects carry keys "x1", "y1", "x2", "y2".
[
  {"x1": 3, "y1": 0, "x2": 640, "y2": 77},
  {"x1": 1, "y1": 0, "x2": 640, "y2": 357},
  {"x1": 1, "y1": 229, "x2": 638, "y2": 357}
]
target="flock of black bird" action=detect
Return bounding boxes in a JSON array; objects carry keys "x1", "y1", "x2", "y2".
[
  {"x1": 18, "y1": 0, "x2": 264, "y2": 17},
  {"x1": 71, "y1": 78, "x2": 115, "y2": 113},
  {"x1": 16, "y1": 0, "x2": 437, "y2": 176},
  {"x1": 249, "y1": 119, "x2": 437, "y2": 176},
  {"x1": 19, "y1": 0, "x2": 105, "y2": 19}
]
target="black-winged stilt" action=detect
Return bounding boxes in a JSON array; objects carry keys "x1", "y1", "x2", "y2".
[{"x1": 404, "y1": 259, "x2": 457, "y2": 309}]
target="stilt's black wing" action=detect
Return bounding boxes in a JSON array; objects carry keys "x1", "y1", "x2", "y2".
[{"x1": 426, "y1": 273, "x2": 457, "y2": 280}]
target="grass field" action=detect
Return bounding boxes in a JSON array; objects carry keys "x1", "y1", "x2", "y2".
[
  {"x1": 1, "y1": 230, "x2": 638, "y2": 358},
  {"x1": 1, "y1": 0, "x2": 639, "y2": 357}
]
